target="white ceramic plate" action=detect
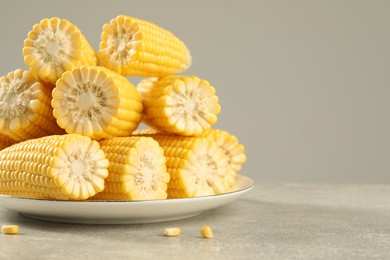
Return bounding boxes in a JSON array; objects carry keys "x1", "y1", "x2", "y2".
[{"x1": 0, "y1": 175, "x2": 254, "y2": 224}]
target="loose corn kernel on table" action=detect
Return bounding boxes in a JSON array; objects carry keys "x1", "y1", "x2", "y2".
[{"x1": 1, "y1": 184, "x2": 390, "y2": 259}]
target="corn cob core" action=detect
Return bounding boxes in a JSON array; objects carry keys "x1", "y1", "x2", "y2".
[
  {"x1": 23, "y1": 17, "x2": 97, "y2": 84},
  {"x1": 92, "y1": 136, "x2": 170, "y2": 200},
  {"x1": 99, "y1": 15, "x2": 192, "y2": 77},
  {"x1": 0, "y1": 134, "x2": 109, "y2": 200},
  {"x1": 52, "y1": 66, "x2": 143, "y2": 140},
  {"x1": 0, "y1": 69, "x2": 65, "y2": 142},
  {"x1": 138, "y1": 133, "x2": 229, "y2": 198},
  {"x1": 138, "y1": 76, "x2": 221, "y2": 136},
  {"x1": 200, "y1": 129, "x2": 247, "y2": 188}
]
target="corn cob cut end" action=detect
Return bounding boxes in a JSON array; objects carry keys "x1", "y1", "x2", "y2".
[
  {"x1": 152, "y1": 136, "x2": 229, "y2": 198},
  {"x1": 99, "y1": 15, "x2": 191, "y2": 77},
  {"x1": 201, "y1": 129, "x2": 247, "y2": 188},
  {"x1": 23, "y1": 17, "x2": 97, "y2": 84},
  {"x1": 52, "y1": 66, "x2": 143, "y2": 140},
  {"x1": 139, "y1": 76, "x2": 221, "y2": 136},
  {"x1": 92, "y1": 136, "x2": 170, "y2": 200},
  {"x1": 0, "y1": 69, "x2": 64, "y2": 142},
  {"x1": 49, "y1": 134, "x2": 109, "y2": 200},
  {"x1": 202, "y1": 129, "x2": 247, "y2": 171}
]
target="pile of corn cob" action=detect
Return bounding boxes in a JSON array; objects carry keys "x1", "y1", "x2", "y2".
[{"x1": 0, "y1": 16, "x2": 246, "y2": 201}]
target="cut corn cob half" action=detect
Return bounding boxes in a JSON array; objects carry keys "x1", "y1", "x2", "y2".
[
  {"x1": 137, "y1": 133, "x2": 229, "y2": 198},
  {"x1": 92, "y1": 136, "x2": 169, "y2": 200},
  {"x1": 52, "y1": 66, "x2": 143, "y2": 140},
  {"x1": 23, "y1": 17, "x2": 97, "y2": 84},
  {"x1": 0, "y1": 69, "x2": 65, "y2": 142},
  {"x1": 99, "y1": 15, "x2": 191, "y2": 77},
  {"x1": 200, "y1": 129, "x2": 246, "y2": 188},
  {"x1": 0, "y1": 134, "x2": 15, "y2": 151},
  {"x1": 138, "y1": 76, "x2": 221, "y2": 136},
  {"x1": 0, "y1": 134, "x2": 109, "y2": 200}
]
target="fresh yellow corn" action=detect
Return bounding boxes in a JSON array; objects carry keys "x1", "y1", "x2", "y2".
[
  {"x1": 23, "y1": 17, "x2": 97, "y2": 84},
  {"x1": 0, "y1": 134, "x2": 109, "y2": 200},
  {"x1": 0, "y1": 69, "x2": 65, "y2": 142},
  {"x1": 91, "y1": 136, "x2": 170, "y2": 200},
  {"x1": 200, "y1": 129, "x2": 246, "y2": 188},
  {"x1": 52, "y1": 66, "x2": 143, "y2": 140},
  {"x1": 164, "y1": 227, "x2": 181, "y2": 237},
  {"x1": 1, "y1": 225, "x2": 19, "y2": 235},
  {"x1": 200, "y1": 225, "x2": 213, "y2": 239},
  {"x1": 99, "y1": 15, "x2": 192, "y2": 77},
  {"x1": 138, "y1": 76, "x2": 221, "y2": 136},
  {"x1": 0, "y1": 134, "x2": 15, "y2": 151},
  {"x1": 136, "y1": 133, "x2": 229, "y2": 198}
]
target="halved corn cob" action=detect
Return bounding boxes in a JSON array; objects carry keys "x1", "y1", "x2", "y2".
[
  {"x1": 0, "y1": 134, "x2": 15, "y2": 151},
  {"x1": 0, "y1": 134, "x2": 109, "y2": 200},
  {"x1": 91, "y1": 136, "x2": 169, "y2": 200},
  {"x1": 99, "y1": 15, "x2": 192, "y2": 77},
  {"x1": 23, "y1": 17, "x2": 97, "y2": 84},
  {"x1": 52, "y1": 66, "x2": 143, "y2": 140},
  {"x1": 200, "y1": 129, "x2": 247, "y2": 188},
  {"x1": 0, "y1": 69, "x2": 65, "y2": 142},
  {"x1": 137, "y1": 133, "x2": 229, "y2": 198},
  {"x1": 138, "y1": 76, "x2": 221, "y2": 136}
]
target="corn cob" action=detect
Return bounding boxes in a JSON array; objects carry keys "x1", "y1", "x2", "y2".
[
  {"x1": 91, "y1": 136, "x2": 169, "y2": 200},
  {"x1": 0, "y1": 134, "x2": 109, "y2": 200},
  {"x1": 23, "y1": 17, "x2": 97, "y2": 84},
  {"x1": 0, "y1": 134, "x2": 15, "y2": 151},
  {"x1": 200, "y1": 129, "x2": 246, "y2": 188},
  {"x1": 52, "y1": 66, "x2": 143, "y2": 140},
  {"x1": 137, "y1": 133, "x2": 229, "y2": 198},
  {"x1": 0, "y1": 69, "x2": 65, "y2": 142},
  {"x1": 138, "y1": 76, "x2": 221, "y2": 136},
  {"x1": 98, "y1": 15, "x2": 191, "y2": 77}
]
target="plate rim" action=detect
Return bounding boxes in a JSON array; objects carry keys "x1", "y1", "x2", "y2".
[{"x1": 0, "y1": 174, "x2": 254, "y2": 204}]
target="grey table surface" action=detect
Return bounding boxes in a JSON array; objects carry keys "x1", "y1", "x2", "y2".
[{"x1": 1, "y1": 182, "x2": 390, "y2": 260}]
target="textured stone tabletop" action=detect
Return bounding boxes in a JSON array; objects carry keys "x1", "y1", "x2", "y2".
[{"x1": 1, "y1": 183, "x2": 390, "y2": 259}]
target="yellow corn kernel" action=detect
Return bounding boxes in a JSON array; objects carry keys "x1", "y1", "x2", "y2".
[
  {"x1": 200, "y1": 129, "x2": 246, "y2": 188},
  {"x1": 91, "y1": 136, "x2": 170, "y2": 200},
  {"x1": 0, "y1": 134, "x2": 109, "y2": 200},
  {"x1": 1, "y1": 225, "x2": 19, "y2": 235},
  {"x1": 164, "y1": 227, "x2": 181, "y2": 237},
  {"x1": 134, "y1": 133, "x2": 230, "y2": 198},
  {"x1": 0, "y1": 69, "x2": 65, "y2": 142},
  {"x1": 138, "y1": 76, "x2": 221, "y2": 136},
  {"x1": 52, "y1": 66, "x2": 143, "y2": 140},
  {"x1": 23, "y1": 17, "x2": 97, "y2": 84},
  {"x1": 200, "y1": 225, "x2": 213, "y2": 239},
  {"x1": 99, "y1": 15, "x2": 191, "y2": 77}
]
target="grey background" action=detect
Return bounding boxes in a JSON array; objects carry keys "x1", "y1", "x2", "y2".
[{"x1": 0, "y1": 0, "x2": 389, "y2": 184}]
